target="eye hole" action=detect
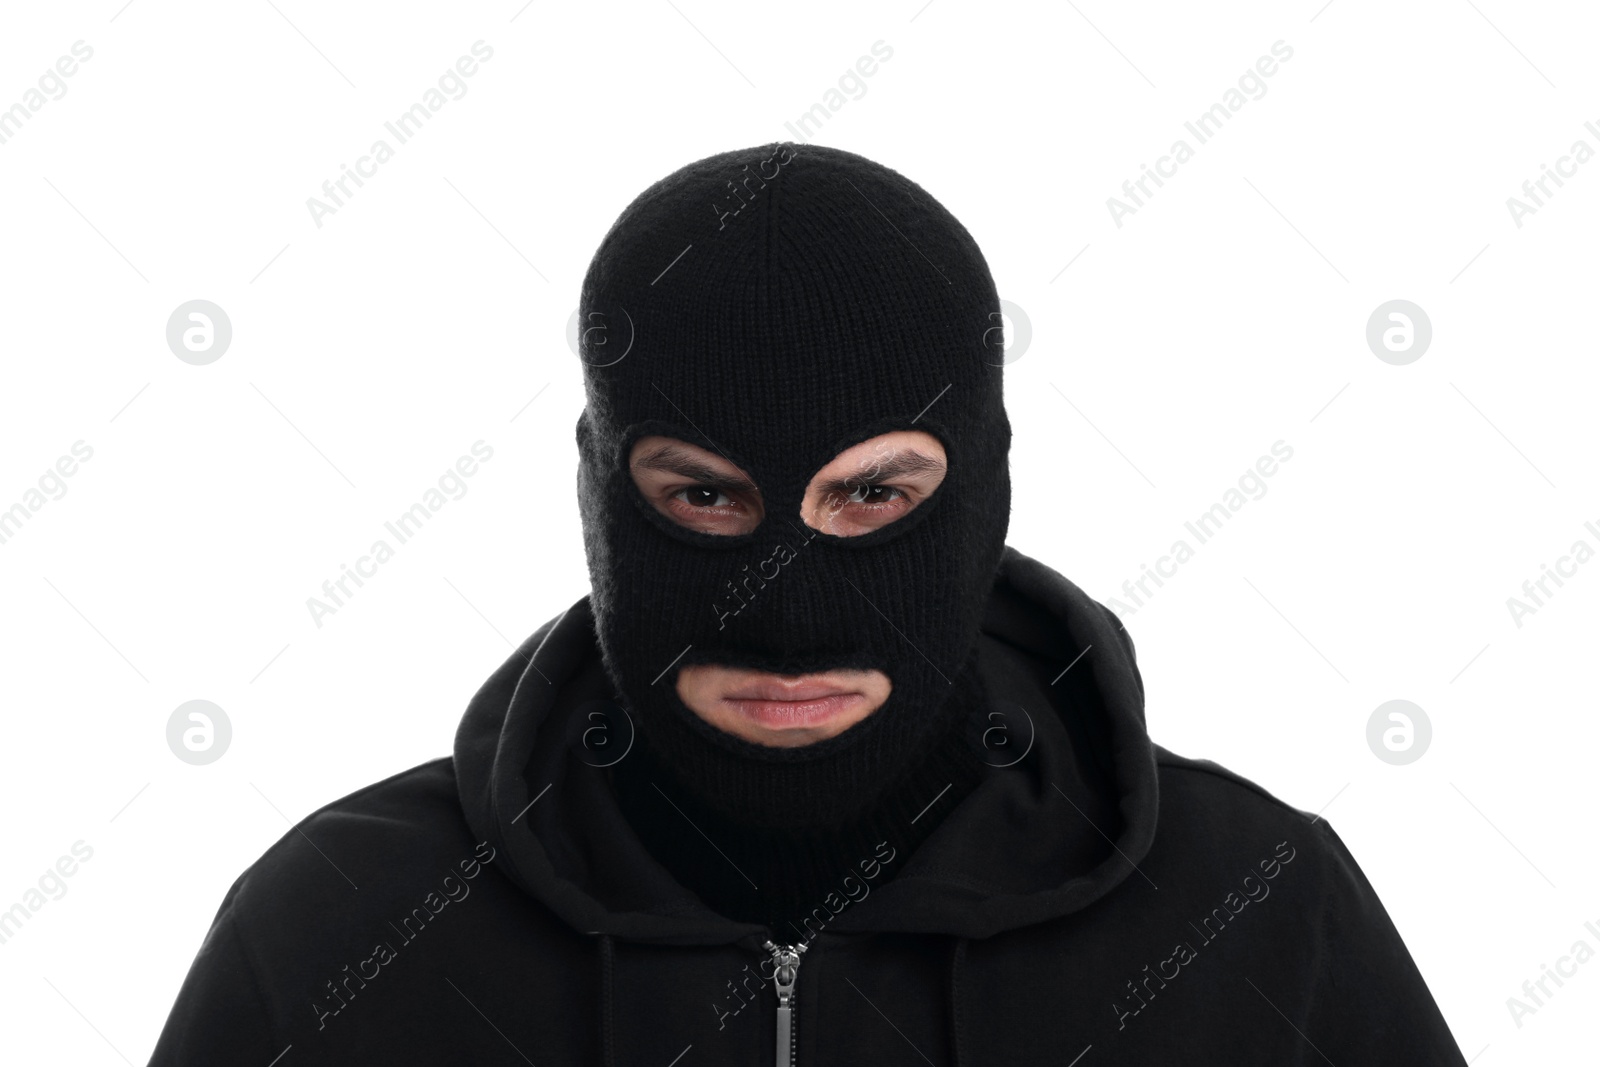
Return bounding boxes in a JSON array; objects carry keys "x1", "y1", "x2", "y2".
[
  {"x1": 802, "y1": 431, "x2": 947, "y2": 537},
  {"x1": 630, "y1": 435, "x2": 764, "y2": 536}
]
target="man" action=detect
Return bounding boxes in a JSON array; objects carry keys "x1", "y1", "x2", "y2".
[{"x1": 151, "y1": 143, "x2": 1466, "y2": 1065}]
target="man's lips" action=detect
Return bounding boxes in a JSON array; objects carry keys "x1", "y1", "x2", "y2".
[
  {"x1": 719, "y1": 674, "x2": 868, "y2": 728},
  {"x1": 723, "y1": 675, "x2": 859, "y2": 702}
]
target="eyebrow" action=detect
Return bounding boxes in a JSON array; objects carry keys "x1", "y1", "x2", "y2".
[
  {"x1": 817, "y1": 450, "x2": 946, "y2": 492},
  {"x1": 632, "y1": 444, "x2": 758, "y2": 494}
]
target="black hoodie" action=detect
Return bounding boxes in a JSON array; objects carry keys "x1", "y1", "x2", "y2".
[{"x1": 149, "y1": 547, "x2": 1466, "y2": 1065}]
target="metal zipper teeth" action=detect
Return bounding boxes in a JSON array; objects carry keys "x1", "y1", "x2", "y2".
[{"x1": 764, "y1": 939, "x2": 806, "y2": 1067}]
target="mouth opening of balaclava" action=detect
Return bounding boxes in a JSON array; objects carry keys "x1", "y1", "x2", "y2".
[{"x1": 573, "y1": 142, "x2": 1011, "y2": 829}]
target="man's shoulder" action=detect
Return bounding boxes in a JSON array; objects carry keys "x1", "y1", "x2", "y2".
[
  {"x1": 223, "y1": 757, "x2": 484, "y2": 923},
  {"x1": 1149, "y1": 745, "x2": 1358, "y2": 876},
  {"x1": 273, "y1": 755, "x2": 466, "y2": 853},
  {"x1": 1153, "y1": 745, "x2": 1311, "y2": 819}
]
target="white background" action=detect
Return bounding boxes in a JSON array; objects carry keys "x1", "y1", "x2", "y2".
[{"x1": 1, "y1": 0, "x2": 1596, "y2": 1062}]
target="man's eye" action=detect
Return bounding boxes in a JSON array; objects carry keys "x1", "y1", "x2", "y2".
[
  {"x1": 843, "y1": 484, "x2": 903, "y2": 505},
  {"x1": 675, "y1": 486, "x2": 734, "y2": 508}
]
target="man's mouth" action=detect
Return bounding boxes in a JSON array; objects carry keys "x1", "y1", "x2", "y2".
[{"x1": 720, "y1": 673, "x2": 871, "y2": 729}]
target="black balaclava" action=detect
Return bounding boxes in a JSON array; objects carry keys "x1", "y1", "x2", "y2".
[{"x1": 575, "y1": 142, "x2": 1011, "y2": 829}]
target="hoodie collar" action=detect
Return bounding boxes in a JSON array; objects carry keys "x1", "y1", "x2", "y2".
[{"x1": 454, "y1": 546, "x2": 1160, "y2": 945}]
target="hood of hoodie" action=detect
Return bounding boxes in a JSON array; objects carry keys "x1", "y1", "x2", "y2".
[{"x1": 454, "y1": 545, "x2": 1159, "y2": 947}]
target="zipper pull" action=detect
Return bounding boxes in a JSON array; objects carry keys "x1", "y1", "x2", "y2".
[{"x1": 764, "y1": 939, "x2": 806, "y2": 1067}]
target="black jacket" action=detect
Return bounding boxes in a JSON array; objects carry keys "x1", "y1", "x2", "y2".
[{"x1": 149, "y1": 547, "x2": 1466, "y2": 1065}]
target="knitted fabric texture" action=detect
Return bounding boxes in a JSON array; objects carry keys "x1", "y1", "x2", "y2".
[
  {"x1": 608, "y1": 654, "x2": 991, "y2": 933},
  {"x1": 574, "y1": 142, "x2": 1011, "y2": 827}
]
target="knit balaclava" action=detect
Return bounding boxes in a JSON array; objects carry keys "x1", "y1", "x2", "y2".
[{"x1": 574, "y1": 142, "x2": 1011, "y2": 828}]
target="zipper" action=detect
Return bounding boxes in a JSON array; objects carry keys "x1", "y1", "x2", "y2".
[{"x1": 763, "y1": 939, "x2": 806, "y2": 1067}]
